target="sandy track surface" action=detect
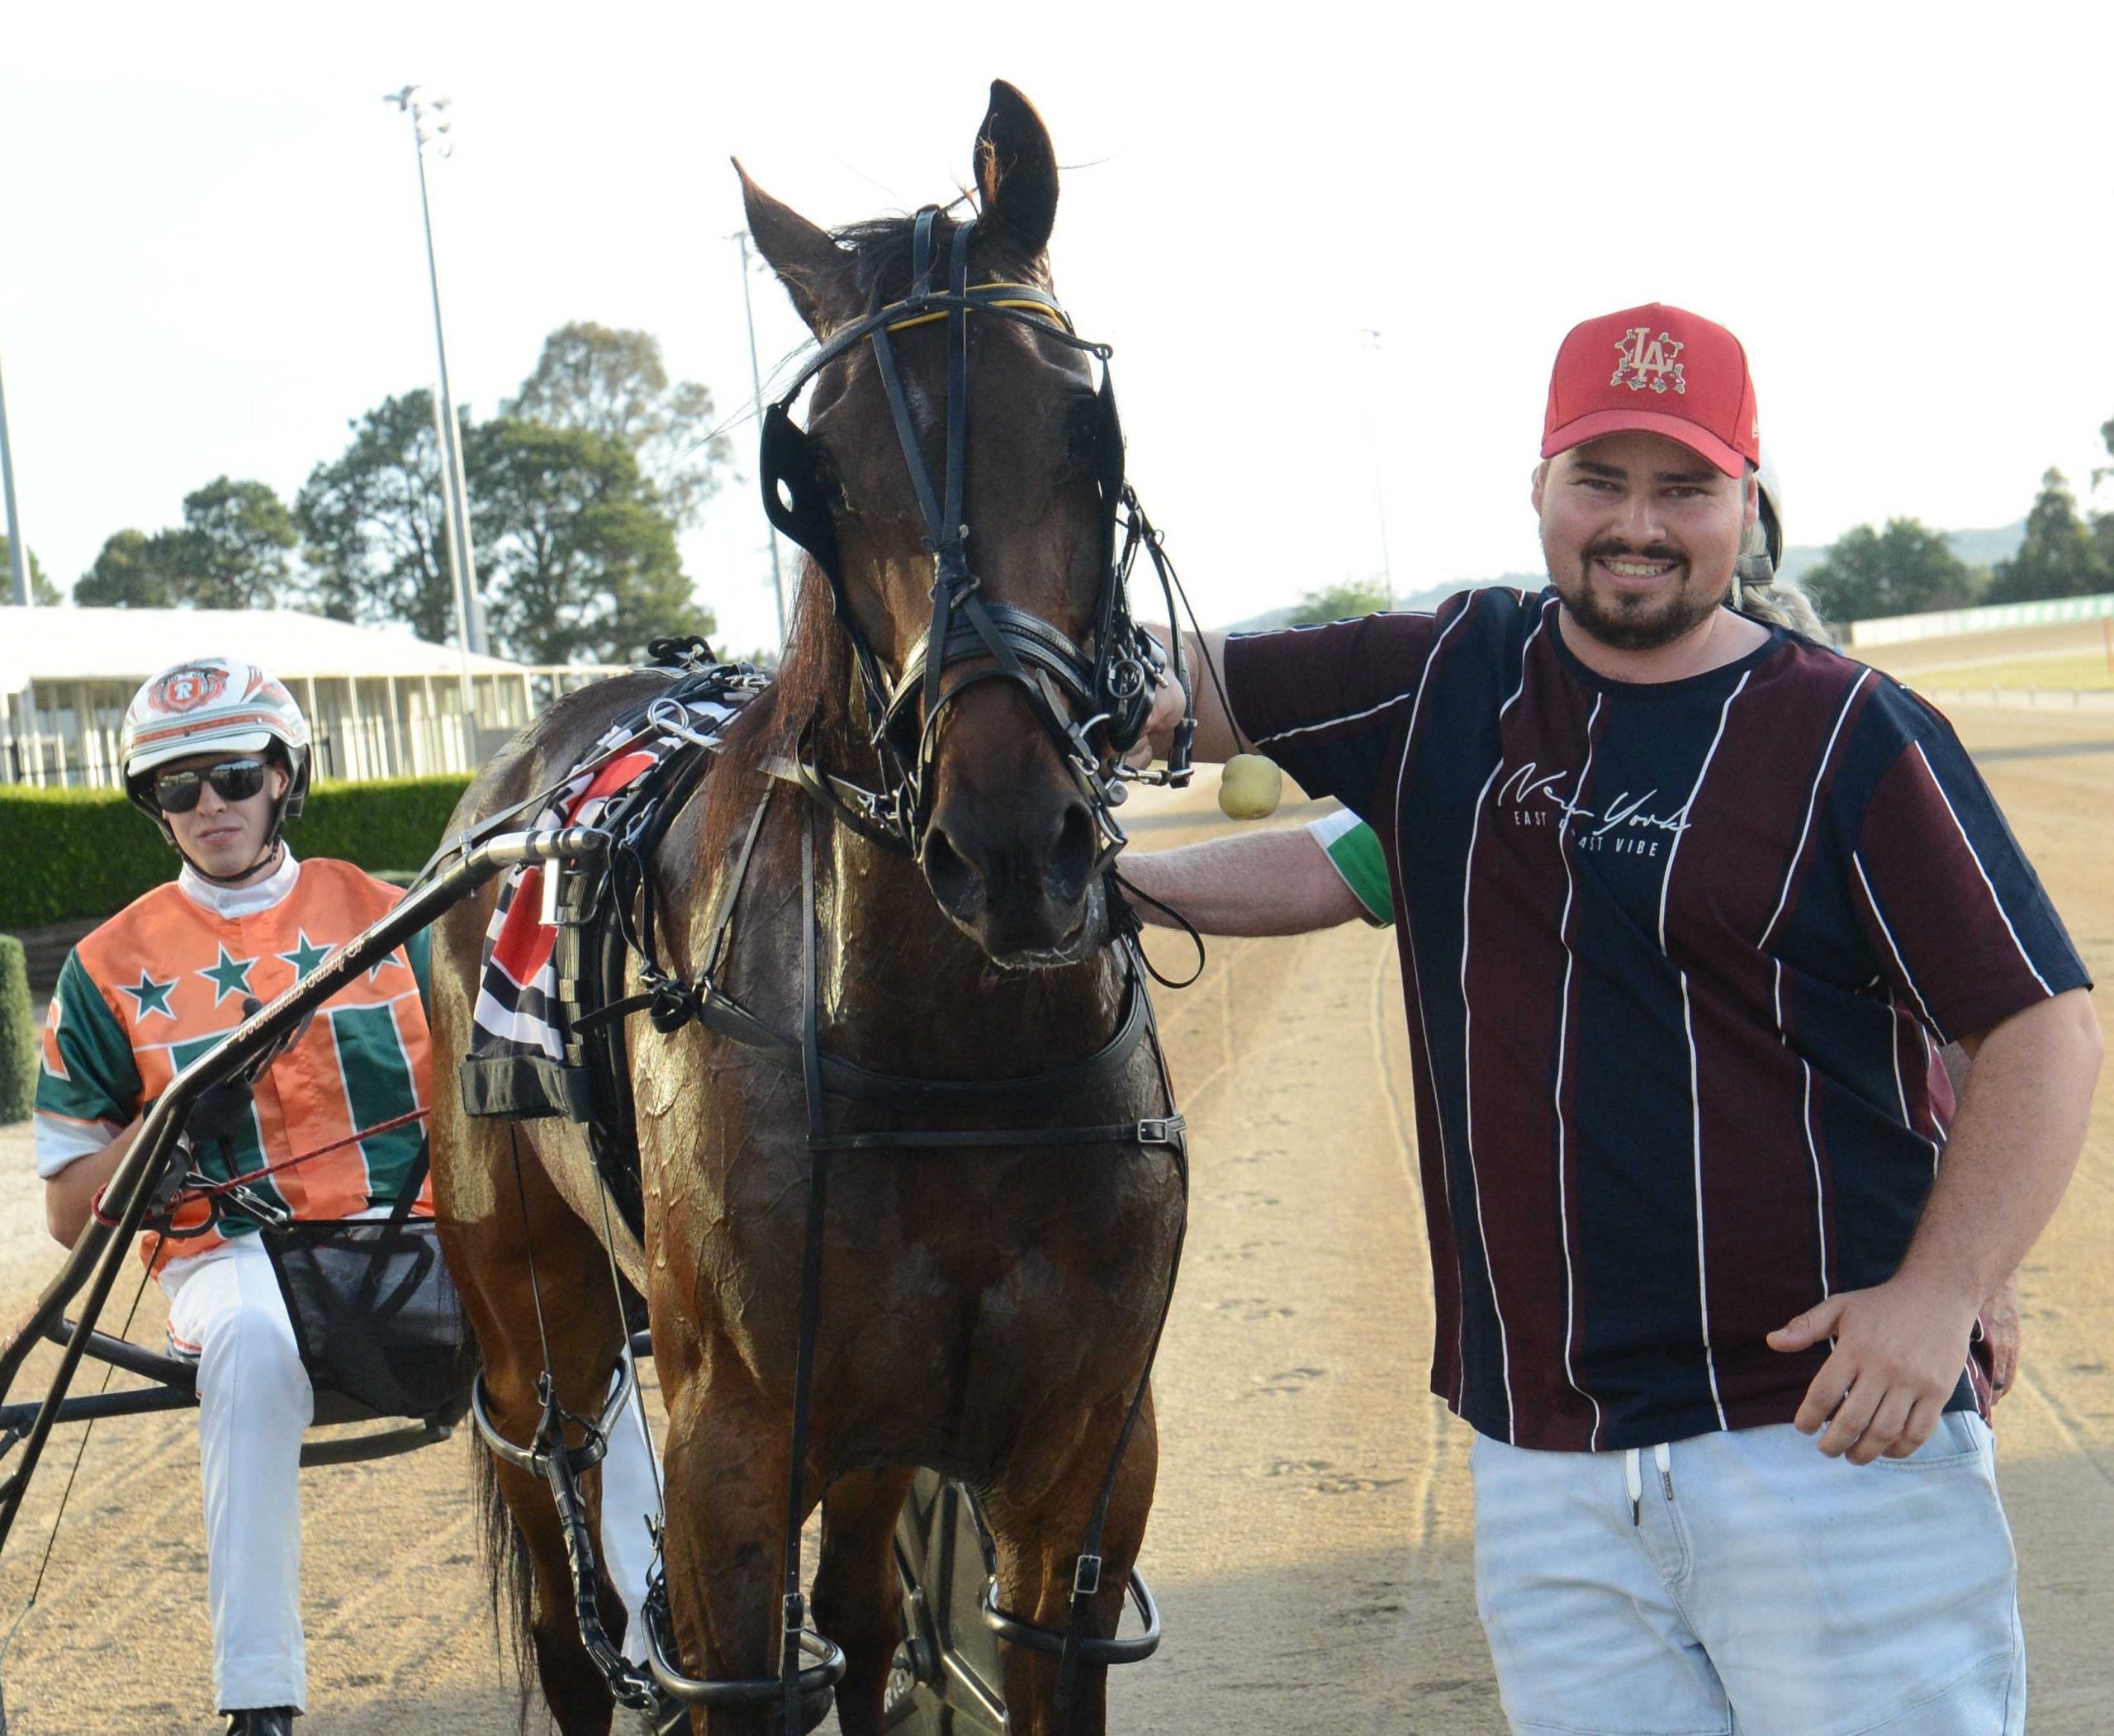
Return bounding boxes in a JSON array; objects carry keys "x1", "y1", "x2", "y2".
[{"x1": 0, "y1": 711, "x2": 2107, "y2": 1734}]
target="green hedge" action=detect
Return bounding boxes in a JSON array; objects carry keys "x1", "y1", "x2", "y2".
[
  {"x1": 0, "y1": 776, "x2": 475, "y2": 929},
  {"x1": 0, "y1": 936, "x2": 32, "y2": 1123}
]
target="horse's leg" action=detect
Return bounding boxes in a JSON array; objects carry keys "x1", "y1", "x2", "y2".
[
  {"x1": 982, "y1": 1387, "x2": 1159, "y2": 1736},
  {"x1": 652, "y1": 1323, "x2": 799, "y2": 1736},
  {"x1": 438, "y1": 1120, "x2": 632, "y2": 1735},
  {"x1": 812, "y1": 1466, "x2": 917, "y2": 1736}
]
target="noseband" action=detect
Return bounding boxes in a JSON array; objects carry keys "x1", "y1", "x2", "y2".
[{"x1": 758, "y1": 206, "x2": 1195, "y2": 864}]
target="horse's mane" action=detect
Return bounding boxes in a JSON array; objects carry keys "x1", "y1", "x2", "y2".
[{"x1": 753, "y1": 560, "x2": 851, "y2": 760}]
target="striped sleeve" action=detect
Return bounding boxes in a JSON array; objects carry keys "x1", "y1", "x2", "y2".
[
  {"x1": 1222, "y1": 606, "x2": 1444, "y2": 817},
  {"x1": 1307, "y1": 811, "x2": 1394, "y2": 926},
  {"x1": 34, "y1": 951, "x2": 143, "y2": 1178},
  {"x1": 1845, "y1": 715, "x2": 2088, "y2": 1044}
]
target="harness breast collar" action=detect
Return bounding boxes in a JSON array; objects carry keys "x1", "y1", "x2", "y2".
[{"x1": 757, "y1": 204, "x2": 1197, "y2": 863}]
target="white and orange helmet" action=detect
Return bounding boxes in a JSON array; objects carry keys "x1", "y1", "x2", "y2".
[{"x1": 120, "y1": 657, "x2": 312, "y2": 837}]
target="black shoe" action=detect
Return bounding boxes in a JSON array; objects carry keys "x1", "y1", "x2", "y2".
[{"x1": 222, "y1": 1710, "x2": 298, "y2": 1735}]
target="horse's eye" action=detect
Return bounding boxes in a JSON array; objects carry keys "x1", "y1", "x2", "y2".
[{"x1": 809, "y1": 441, "x2": 849, "y2": 510}]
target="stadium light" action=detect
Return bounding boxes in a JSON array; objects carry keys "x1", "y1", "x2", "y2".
[{"x1": 384, "y1": 84, "x2": 486, "y2": 677}]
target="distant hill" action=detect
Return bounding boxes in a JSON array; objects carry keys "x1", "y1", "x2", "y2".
[
  {"x1": 1222, "y1": 523, "x2": 2031, "y2": 632},
  {"x1": 1776, "y1": 520, "x2": 2024, "y2": 587},
  {"x1": 1222, "y1": 576, "x2": 1519, "y2": 634}
]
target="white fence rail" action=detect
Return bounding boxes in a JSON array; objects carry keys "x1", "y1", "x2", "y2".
[{"x1": 1849, "y1": 591, "x2": 2114, "y2": 648}]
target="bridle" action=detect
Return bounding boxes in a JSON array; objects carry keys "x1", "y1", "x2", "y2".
[{"x1": 758, "y1": 204, "x2": 1196, "y2": 866}]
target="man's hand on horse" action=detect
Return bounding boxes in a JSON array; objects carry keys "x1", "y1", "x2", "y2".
[
  {"x1": 1767, "y1": 1269, "x2": 1985, "y2": 1463},
  {"x1": 1125, "y1": 666, "x2": 1188, "y2": 772}
]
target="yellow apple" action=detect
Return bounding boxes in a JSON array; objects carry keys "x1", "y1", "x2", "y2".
[{"x1": 1217, "y1": 754, "x2": 1283, "y2": 820}]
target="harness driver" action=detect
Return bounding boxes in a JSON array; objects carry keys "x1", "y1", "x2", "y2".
[{"x1": 31, "y1": 657, "x2": 662, "y2": 1734}]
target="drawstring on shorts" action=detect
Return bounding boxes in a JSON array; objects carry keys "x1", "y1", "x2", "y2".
[{"x1": 1625, "y1": 1442, "x2": 1673, "y2": 1525}]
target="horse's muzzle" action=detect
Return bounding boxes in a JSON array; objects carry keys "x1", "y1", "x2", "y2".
[{"x1": 922, "y1": 791, "x2": 1102, "y2": 967}]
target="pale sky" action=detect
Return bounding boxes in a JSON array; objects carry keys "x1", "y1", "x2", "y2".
[{"x1": 3, "y1": 2, "x2": 2109, "y2": 658}]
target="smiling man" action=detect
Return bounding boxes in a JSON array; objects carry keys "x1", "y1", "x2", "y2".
[{"x1": 1125, "y1": 304, "x2": 2101, "y2": 1734}]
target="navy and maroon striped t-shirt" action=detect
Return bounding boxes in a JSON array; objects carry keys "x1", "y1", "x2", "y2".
[{"x1": 1225, "y1": 587, "x2": 2089, "y2": 1452}]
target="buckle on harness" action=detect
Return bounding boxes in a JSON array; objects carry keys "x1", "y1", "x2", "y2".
[
  {"x1": 783, "y1": 1591, "x2": 807, "y2": 1636},
  {"x1": 1135, "y1": 1117, "x2": 1180, "y2": 1145},
  {"x1": 1072, "y1": 1553, "x2": 1102, "y2": 1598}
]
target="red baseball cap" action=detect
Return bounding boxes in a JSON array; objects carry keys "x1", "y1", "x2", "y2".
[{"x1": 1542, "y1": 303, "x2": 1761, "y2": 477}]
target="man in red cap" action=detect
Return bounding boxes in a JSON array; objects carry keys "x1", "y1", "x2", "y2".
[{"x1": 1125, "y1": 304, "x2": 2100, "y2": 1731}]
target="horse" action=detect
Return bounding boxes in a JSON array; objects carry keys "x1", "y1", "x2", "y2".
[{"x1": 424, "y1": 82, "x2": 1188, "y2": 1735}]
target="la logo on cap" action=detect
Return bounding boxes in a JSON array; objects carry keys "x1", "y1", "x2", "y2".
[
  {"x1": 1543, "y1": 302, "x2": 1761, "y2": 478},
  {"x1": 1611, "y1": 328, "x2": 1685, "y2": 396}
]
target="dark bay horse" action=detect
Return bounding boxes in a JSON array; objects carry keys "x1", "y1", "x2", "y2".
[{"x1": 425, "y1": 83, "x2": 1186, "y2": 1735}]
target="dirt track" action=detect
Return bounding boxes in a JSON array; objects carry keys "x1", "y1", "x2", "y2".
[{"x1": 0, "y1": 705, "x2": 2107, "y2": 1734}]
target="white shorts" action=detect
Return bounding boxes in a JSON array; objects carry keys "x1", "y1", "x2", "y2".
[{"x1": 1471, "y1": 1416, "x2": 2025, "y2": 1735}]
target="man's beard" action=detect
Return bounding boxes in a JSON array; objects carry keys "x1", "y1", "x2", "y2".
[{"x1": 1549, "y1": 537, "x2": 1727, "y2": 652}]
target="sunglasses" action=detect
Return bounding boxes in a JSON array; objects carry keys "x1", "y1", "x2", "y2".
[{"x1": 153, "y1": 757, "x2": 269, "y2": 814}]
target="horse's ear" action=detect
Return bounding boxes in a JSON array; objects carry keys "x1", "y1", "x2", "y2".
[
  {"x1": 734, "y1": 159, "x2": 854, "y2": 336},
  {"x1": 974, "y1": 81, "x2": 1059, "y2": 258}
]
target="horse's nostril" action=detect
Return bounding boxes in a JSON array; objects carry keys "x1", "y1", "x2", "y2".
[
  {"x1": 1046, "y1": 802, "x2": 1097, "y2": 904},
  {"x1": 922, "y1": 824, "x2": 984, "y2": 917}
]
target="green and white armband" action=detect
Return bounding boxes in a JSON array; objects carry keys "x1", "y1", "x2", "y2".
[{"x1": 1307, "y1": 809, "x2": 1395, "y2": 927}]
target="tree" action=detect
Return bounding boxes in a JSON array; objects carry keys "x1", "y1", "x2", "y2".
[
  {"x1": 0, "y1": 534, "x2": 63, "y2": 605},
  {"x1": 168, "y1": 477, "x2": 297, "y2": 608},
  {"x1": 505, "y1": 323, "x2": 731, "y2": 528},
  {"x1": 1287, "y1": 576, "x2": 1391, "y2": 626},
  {"x1": 1986, "y1": 468, "x2": 2108, "y2": 603},
  {"x1": 72, "y1": 480, "x2": 296, "y2": 610},
  {"x1": 2093, "y1": 415, "x2": 2114, "y2": 579},
  {"x1": 1799, "y1": 519, "x2": 1981, "y2": 627},
  {"x1": 471, "y1": 417, "x2": 713, "y2": 664},
  {"x1": 75, "y1": 528, "x2": 173, "y2": 606},
  {"x1": 296, "y1": 391, "x2": 458, "y2": 645}
]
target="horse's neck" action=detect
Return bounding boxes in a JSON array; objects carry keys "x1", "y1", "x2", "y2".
[{"x1": 820, "y1": 823, "x2": 1120, "y2": 1076}]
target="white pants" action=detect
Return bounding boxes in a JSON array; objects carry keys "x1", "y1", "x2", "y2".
[
  {"x1": 163, "y1": 1240, "x2": 666, "y2": 1708},
  {"x1": 163, "y1": 1238, "x2": 312, "y2": 1715},
  {"x1": 602, "y1": 1346, "x2": 662, "y2": 1665}
]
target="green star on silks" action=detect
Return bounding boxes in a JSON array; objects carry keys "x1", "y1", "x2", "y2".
[
  {"x1": 278, "y1": 931, "x2": 333, "y2": 983},
  {"x1": 118, "y1": 969, "x2": 178, "y2": 1021},
  {"x1": 198, "y1": 945, "x2": 257, "y2": 1006}
]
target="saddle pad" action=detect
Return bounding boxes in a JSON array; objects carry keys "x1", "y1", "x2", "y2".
[{"x1": 462, "y1": 684, "x2": 752, "y2": 1120}]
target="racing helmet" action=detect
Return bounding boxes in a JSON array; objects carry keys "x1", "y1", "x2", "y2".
[
  {"x1": 1739, "y1": 450, "x2": 1786, "y2": 584},
  {"x1": 120, "y1": 657, "x2": 312, "y2": 844}
]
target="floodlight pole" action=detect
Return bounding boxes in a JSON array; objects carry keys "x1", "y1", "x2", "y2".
[
  {"x1": 1360, "y1": 328, "x2": 1395, "y2": 609},
  {"x1": 0, "y1": 349, "x2": 29, "y2": 608},
  {"x1": 733, "y1": 230, "x2": 788, "y2": 647},
  {"x1": 387, "y1": 87, "x2": 486, "y2": 676}
]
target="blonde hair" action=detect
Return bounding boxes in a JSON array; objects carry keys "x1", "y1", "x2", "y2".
[
  {"x1": 1734, "y1": 574, "x2": 1831, "y2": 645},
  {"x1": 1732, "y1": 470, "x2": 1832, "y2": 645}
]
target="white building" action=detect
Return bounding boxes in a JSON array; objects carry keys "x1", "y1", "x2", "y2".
[{"x1": 0, "y1": 606, "x2": 627, "y2": 788}]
